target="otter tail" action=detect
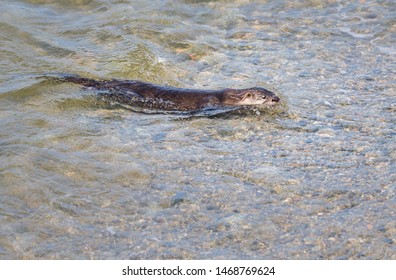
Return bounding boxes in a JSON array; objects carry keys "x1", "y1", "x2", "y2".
[{"x1": 44, "y1": 73, "x2": 105, "y2": 88}]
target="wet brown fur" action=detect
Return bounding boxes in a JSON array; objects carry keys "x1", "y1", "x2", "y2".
[{"x1": 60, "y1": 75, "x2": 279, "y2": 111}]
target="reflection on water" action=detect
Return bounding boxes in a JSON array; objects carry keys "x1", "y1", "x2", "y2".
[{"x1": 0, "y1": 0, "x2": 395, "y2": 259}]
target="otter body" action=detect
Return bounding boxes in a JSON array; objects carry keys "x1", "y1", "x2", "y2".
[{"x1": 57, "y1": 75, "x2": 280, "y2": 111}]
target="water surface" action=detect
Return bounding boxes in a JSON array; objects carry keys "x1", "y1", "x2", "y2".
[{"x1": 0, "y1": 0, "x2": 395, "y2": 259}]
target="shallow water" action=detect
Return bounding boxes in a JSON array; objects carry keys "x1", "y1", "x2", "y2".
[{"x1": 0, "y1": 0, "x2": 395, "y2": 259}]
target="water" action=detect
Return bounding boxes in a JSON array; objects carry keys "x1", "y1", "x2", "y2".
[{"x1": 0, "y1": 0, "x2": 395, "y2": 259}]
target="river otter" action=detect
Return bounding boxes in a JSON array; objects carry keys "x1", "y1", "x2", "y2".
[{"x1": 56, "y1": 75, "x2": 280, "y2": 111}]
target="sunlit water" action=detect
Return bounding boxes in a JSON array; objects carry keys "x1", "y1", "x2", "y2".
[{"x1": 0, "y1": 0, "x2": 395, "y2": 259}]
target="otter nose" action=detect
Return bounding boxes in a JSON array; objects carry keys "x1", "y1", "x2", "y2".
[{"x1": 272, "y1": 96, "x2": 280, "y2": 102}]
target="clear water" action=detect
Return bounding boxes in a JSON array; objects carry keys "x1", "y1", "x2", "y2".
[{"x1": 0, "y1": 0, "x2": 395, "y2": 259}]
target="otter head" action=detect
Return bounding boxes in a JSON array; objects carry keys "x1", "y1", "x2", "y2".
[{"x1": 223, "y1": 87, "x2": 280, "y2": 106}]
